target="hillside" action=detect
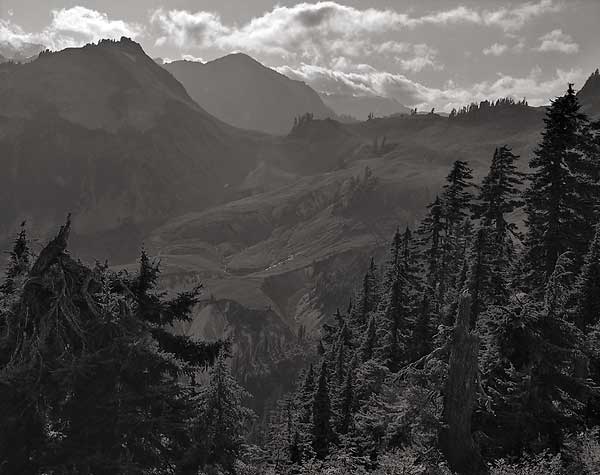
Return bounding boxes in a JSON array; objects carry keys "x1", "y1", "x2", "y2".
[
  {"x1": 0, "y1": 38, "x2": 269, "y2": 243},
  {"x1": 146, "y1": 103, "x2": 548, "y2": 335},
  {"x1": 163, "y1": 54, "x2": 336, "y2": 135}
]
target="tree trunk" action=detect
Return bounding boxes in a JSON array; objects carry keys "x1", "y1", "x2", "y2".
[{"x1": 439, "y1": 291, "x2": 487, "y2": 474}]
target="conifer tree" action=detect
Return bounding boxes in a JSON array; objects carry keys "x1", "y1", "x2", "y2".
[
  {"x1": 574, "y1": 223, "x2": 600, "y2": 330},
  {"x1": 524, "y1": 84, "x2": 599, "y2": 286},
  {"x1": 417, "y1": 196, "x2": 445, "y2": 288},
  {"x1": 0, "y1": 222, "x2": 30, "y2": 296},
  {"x1": 335, "y1": 354, "x2": 357, "y2": 435},
  {"x1": 473, "y1": 146, "x2": 524, "y2": 243},
  {"x1": 185, "y1": 354, "x2": 254, "y2": 474},
  {"x1": 299, "y1": 364, "x2": 315, "y2": 424},
  {"x1": 409, "y1": 288, "x2": 436, "y2": 361},
  {"x1": 312, "y1": 361, "x2": 335, "y2": 459},
  {"x1": 359, "y1": 315, "x2": 377, "y2": 362},
  {"x1": 350, "y1": 258, "x2": 380, "y2": 328},
  {"x1": 466, "y1": 227, "x2": 510, "y2": 326},
  {"x1": 0, "y1": 218, "x2": 226, "y2": 474},
  {"x1": 442, "y1": 160, "x2": 475, "y2": 230}
]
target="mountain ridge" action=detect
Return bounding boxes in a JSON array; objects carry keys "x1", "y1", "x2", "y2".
[{"x1": 163, "y1": 53, "x2": 336, "y2": 135}]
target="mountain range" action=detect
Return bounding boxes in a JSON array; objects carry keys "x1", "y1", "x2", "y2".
[
  {"x1": 163, "y1": 53, "x2": 336, "y2": 135},
  {"x1": 1, "y1": 37, "x2": 599, "y2": 414}
]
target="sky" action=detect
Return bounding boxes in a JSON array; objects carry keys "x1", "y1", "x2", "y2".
[{"x1": 0, "y1": 0, "x2": 598, "y2": 111}]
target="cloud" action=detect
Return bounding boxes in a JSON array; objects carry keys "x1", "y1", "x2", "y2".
[
  {"x1": 483, "y1": 43, "x2": 509, "y2": 56},
  {"x1": 150, "y1": 1, "x2": 560, "y2": 65},
  {"x1": 277, "y1": 62, "x2": 585, "y2": 112},
  {"x1": 0, "y1": 6, "x2": 143, "y2": 51},
  {"x1": 482, "y1": 0, "x2": 562, "y2": 32},
  {"x1": 398, "y1": 44, "x2": 443, "y2": 73},
  {"x1": 151, "y1": 9, "x2": 229, "y2": 49},
  {"x1": 536, "y1": 29, "x2": 579, "y2": 53}
]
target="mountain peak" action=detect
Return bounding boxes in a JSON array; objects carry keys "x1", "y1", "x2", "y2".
[
  {"x1": 0, "y1": 38, "x2": 203, "y2": 131},
  {"x1": 164, "y1": 53, "x2": 335, "y2": 134}
]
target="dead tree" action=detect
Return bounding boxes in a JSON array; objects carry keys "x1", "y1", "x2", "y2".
[{"x1": 439, "y1": 291, "x2": 487, "y2": 474}]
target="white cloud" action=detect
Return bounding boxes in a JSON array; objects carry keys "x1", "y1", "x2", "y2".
[
  {"x1": 483, "y1": 0, "x2": 562, "y2": 32},
  {"x1": 0, "y1": 6, "x2": 143, "y2": 50},
  {"x1": 398, "y1": 44, "x2": 442, "y2": 73},
  {"x1": 150, "y1": 1, "x2": 561, "y2": 65},
  {"x1": 536, "y1": 29, "x2": 579, "y2": 53},
  {"x1": 483, "y1": 43, "x2": 509, "y2": 56},
  {"x1": 277, "y1": 62, "x2": 585, "y2": 112}
]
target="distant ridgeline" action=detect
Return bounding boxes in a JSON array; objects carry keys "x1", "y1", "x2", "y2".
[{"x1": 449, "y1": 97, "x2": 530, "y2": 121}]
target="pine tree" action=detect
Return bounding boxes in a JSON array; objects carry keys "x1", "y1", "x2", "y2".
[
  {"x1": 0, "y1": 222, "x2": 30, "y2": 296},
  {"x1": 350, "y1": 258, "x2": 380, "y2": 328},
  {"x1": 442, "y1": 160, "x2": 475, "y2": 229},
  {"x1": 574, "y1": 223, "x2": 600, "y2": 330},
  {"x1": 312, "y1": 360, "x2": 336, "y2": 459},
  {"x1": 359, "y1": 315, "x2": 377, "y2": 362},
  {"x1": 0, "y1": 218, "x2": 226, "y2": 474},
  {"x1": 466, "y1": 227, "x2": 510, "y2": 326},
  {"x1": 409, "y1": 288, "x2": 436, "y2": 361},
  {"x1": 473, "y1": 146, "x2": 524, "y2": 243},
  {"x1": 417, "y1": 196, "x2": 445, "y2": 288},
  {"x1": 524, "y1": 84, "x2": 599, "y2": 286},
  {"x1": 185, "y1": 354, "x2": 254, "y2": 474},
  {"x1": 478, "y1": 253, "x2": 593, "y2": 455},
  {"x1": 335, "y1": 354, "x2": 357, "y2": 435},
  {"x1": 299, "y1": 364, "x2": 315, "y2": 424}
]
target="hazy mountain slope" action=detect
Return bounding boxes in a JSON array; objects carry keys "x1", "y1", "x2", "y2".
[
  {"x1": 0, "y1": 38, "x2": 270, "y2": 241},
  {"x1": 320, "y1": 93, "x2": 411, "y2": 120},
  {"x1": 164, "y1": 54, "x2": 336, "y2": 135},
  {"x1": 0, "y1": 41, "x2": 45, "y2": 63},
  {"x1": 145, "y1": 105, "x2": 548, "y2": 338}
]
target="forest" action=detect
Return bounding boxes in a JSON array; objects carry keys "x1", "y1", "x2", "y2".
[{"x1": 2, "y1": 84, "x2": 600, "y2": 475}]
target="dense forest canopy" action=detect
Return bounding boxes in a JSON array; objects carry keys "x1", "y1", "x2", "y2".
[{"x1": 2, "y1": 84, "x2": 600, "y2": 475}]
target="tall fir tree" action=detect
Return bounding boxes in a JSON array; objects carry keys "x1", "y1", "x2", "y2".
[
  {"x1": 312, "y1": 360, "x2": 336, "y2": 459},
  {"x1": 350, "y1": 258, "x2": 380, "y2": 328},
  {"x1": 573, "y1": 223, "x2": 600, "y2": 330},
  {"x1": 442, "y1": 160, "x2": 476, "y2": 229},
  {"x1": 524, "y1": 84, "x2": 599, "y2": 287},
  {"x1": 466, "y1": 226, "x2": 510, "y2": 327},
  {"x1": 474, "y1": 146, "x2": 524, "y2": 243},
  {"x1": 184, "y1": 354, "x2": 254, "y2": 474},
  {"x1": 417, "y1": 196, "x2": 445, "y2": 289},
  {"x1": 359, "y1": 315, "x2": 377, "y2": 363}
]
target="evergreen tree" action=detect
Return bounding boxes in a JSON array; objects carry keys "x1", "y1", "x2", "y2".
[
  {"x1": 335, "y1": 354, "x2": 357, "y2": 435},
  {"x1": 473, "y1": 146, "x2": 524, "y2": 243},
  {"x1": 0, "y1": 222, "x2": 30, "y2": 296},
  {"x1": 0, "y1": 218, "x2": 226, "y2": 474},
  {"x1": 409, "y1": 288, "x2": 436, "y2": 361},
  {"x1": 573, "y1": 223, "x2": 600, "y2": 330},
  {"x1": 350, "y1": 258, "x2": 380, "y2": 328},
  {"x1": 299, "y1": 364, "x2": 315, "y2": 424},
  {"x1": 185, "y1": 354, "x2": 254, "y2": 474},
  {"x1": 466, "y1": 227, "x2": 510, "y2": 326},
  {"x1": 442, "y1": 160, "x2": 475, "y2": 229},
  {"x1": 524, "y1": 84, "x2": 599, "y2": 286},
  {"x1": 359, "y1": 315, "x2": 377, "y2": 362},
  {"x1": 417, "y1": 196, "x2": 445, "y2": 288},
  {"x1": 312, "y1": 361, "x2": 336, "y2": 459}
]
